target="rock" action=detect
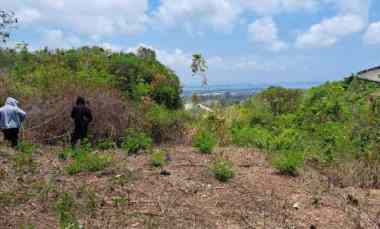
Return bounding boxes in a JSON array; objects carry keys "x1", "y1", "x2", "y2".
[
  {"x1": 293, "y1": 202, "x2": 300, "y2": 210},
  {"x1": 160, "y1": 170, "x2": 171, "y2": 176}
]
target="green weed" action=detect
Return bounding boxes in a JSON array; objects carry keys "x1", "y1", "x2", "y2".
[
  {"x1": 193, "y1": 130, "x2": 217, "y2": 154},
  {"x1": 209, "y1": 157, "x2": 235, "y2": 182}
]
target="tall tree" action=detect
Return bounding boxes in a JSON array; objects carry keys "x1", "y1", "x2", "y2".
[
  {"x1": 191, "y1": 54, "x2": 208, "y2": 86},
  {"x1": 0, "y1": 10, "x2": 17, "y2": 43}
]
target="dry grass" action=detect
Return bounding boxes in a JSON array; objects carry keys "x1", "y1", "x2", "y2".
[{"x1": 0, "y1": 145, "x2": 379, "y2": 228}]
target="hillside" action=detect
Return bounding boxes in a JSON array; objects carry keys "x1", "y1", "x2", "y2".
[{"x1": 1, "y1": 145, "x2": 379, "y2": 229}]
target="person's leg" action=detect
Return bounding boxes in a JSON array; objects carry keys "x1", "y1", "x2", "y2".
[
  {"x1": 3, "y1": 129, "x2": 12, "y2": 146},
  {"x1": 71, "y1": 128, "x2": 80, "y2": 148},
  {"x1": 10, "y1": 128, "x2": 19, "y2": 147}
]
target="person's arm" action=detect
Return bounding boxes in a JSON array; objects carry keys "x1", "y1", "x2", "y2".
[
  {"x1": 17, "y1": 108, "x2": 26, "y2": 122},
  {"x1": 86, "y1": 108, "x2": 93, "y2": 123}
]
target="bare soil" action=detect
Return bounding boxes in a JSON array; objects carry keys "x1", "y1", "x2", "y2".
[{"x1": 0, "y1": 145, "x2": 379, "y2": 229}]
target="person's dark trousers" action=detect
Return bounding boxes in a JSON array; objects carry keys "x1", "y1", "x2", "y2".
[
  {"x1": 71, "y1": 125, "x2": 88, "y2": 148},
  {"x1": 2, "y1": 128, "x2": 20, "y2": 147}
]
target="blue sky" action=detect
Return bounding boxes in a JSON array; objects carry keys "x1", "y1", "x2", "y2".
[{"x1": 2, "y1": 0, "x2": 380, "y2": 86}]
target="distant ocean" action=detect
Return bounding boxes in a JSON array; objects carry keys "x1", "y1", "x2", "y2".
[{"x1": 182, "y1": 82, "x2": 322, "y2": 97}]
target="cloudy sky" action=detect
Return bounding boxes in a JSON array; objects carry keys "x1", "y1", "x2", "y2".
[{"x1": 2, "y1": 0, "x2": 380, "y2": 86}]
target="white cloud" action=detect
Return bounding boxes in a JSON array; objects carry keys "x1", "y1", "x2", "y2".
[
  {"x1": 364, "y1": 22, "x2": 380, "y2": 45},
  {"x1": 248, "y1": 17, "x2": 287, "y2": 51},
  {"x1": 17, "y1": 8, "x2": 42, "y2": 24},
  {"x1": 295, "y1": 0, "x2": 369, "y2": 48},
  {"x1": 152, "y1": 0, "x2": 241, "y2": 32},
  {"x1": 5, "y1": 0, "x2": 149, "y2": 37},
  {"x1": 239, "y1": 0, "x2": 319, "y2": 15},
  {"x1": 295, "y1": 14, "x2": 366, "y2": 48},
  {"x1": 39, "y1": 29, "x2": 81, "y2": 49}
]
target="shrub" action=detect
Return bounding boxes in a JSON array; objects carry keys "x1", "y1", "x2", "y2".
[
  {"x1": 16, "y1": 141, "x2": 37, "y2": 155},
  {"x1": 193, "y1": 130, "x2": 217, "y2": 154},
  {"x1": 150, "y1": 150, "x2": 167, "y2": 167},
  {"x1": 231, "y1": 127, "x2": 272, "y2": 149},
  {"x1": 209, "y1": 157, "x2": 235, "y2": 182},
  {"x1": 272, "y1": 151, "x2": 304, "y2": 176},
  {"x1": 66, "y1": 152, "x2": 111, "y2": 175},
  {"x1": 122, "y1": 128, "x2": 153, "y2": 154},
  {"x1": 96, "y1": 138, "x2": 116, "y2": 150},
  {"x1": 145, "y1": 104, "x2": 189, "y2": 143},
  {"x1": 271, "y1": 128, "x2": 301, "y2": 151},
  {"x1": 54, "y1": 192, "x2": 79, "y2": 229}
]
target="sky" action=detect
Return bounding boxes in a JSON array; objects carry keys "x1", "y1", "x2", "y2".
[{"x1": 2, "y1": 0, "x2": 380, "y2": 86}]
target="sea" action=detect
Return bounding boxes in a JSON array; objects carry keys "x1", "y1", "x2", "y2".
[{"x1": 182, "y1": 82, "x2": 322, "y2": 98}]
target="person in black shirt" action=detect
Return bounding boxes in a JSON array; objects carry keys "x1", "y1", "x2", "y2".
[{"x1": 71, "y1": 97, "x2": 93, "y2": 147}]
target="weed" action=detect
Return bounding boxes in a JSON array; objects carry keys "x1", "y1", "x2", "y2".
[
  {"x1": 96, "y1": 138, "x2": 116, "y2": 150},
  {"x1": 112, "y1": 196, "x2": 129, "y2": 207},
  {"x1": 209, "y1": 157, "x2": 235, "y2": 182},
  {"x1": 193, "y1": 130, "x2": 217, "y2": 154},
  {"x1": 272, "y1": 151, "x2": 304, "y2": 176},
  {"x1": 77, "y1": 185, "x2": 98, "y2": 216},
  {"x1": 54, "y1": 192, "x2": 79, "y2": 229},
  {"x1": 150, "y1": 150, "x2": 168, "y2": 167},
  {"x1": 122, "y1": 128, "x2": 153, "y2": 155},
  {"x1": 16, "y1": 141, "x2": 37, "y2": 155},
  {"x1": 66, "y1": 152, "x2": 111, "y2": 175},
  {"x1": 12, "y1": 152, "x2": 37, "y2": 174}
]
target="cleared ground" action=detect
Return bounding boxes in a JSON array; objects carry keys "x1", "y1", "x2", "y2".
[{"x1": 0, "y1": 145, "x2": 379, "y2": 228}]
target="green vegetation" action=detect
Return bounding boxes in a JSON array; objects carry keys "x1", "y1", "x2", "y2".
[
  {"x1": 209, "y1": 157, "x2": 235, "y2": 182},
  {"x1": 122, "y1": 128, "x2": 153, "y2": 154},
  {"x1": 272, "y1": 151, "x2": 304, "y2": 176},
  {"x1": 0, "y1": 46, "x2": 183, "y2": 144},
  {"x1": 96, "y1": 138, "x2": 116, "y2": 150},
  {"x1": 16, "y1": 141, "x2": 37, "y2": 155},
  {"x1": 65, "y1": 143, "x2": 111, "y2": 175},
  {"x1": 193, "y1": 129, "x2": 218, "y2": 154},
  {"x1": 225, "y1": 77, "x2": 380, "y2": 183},
  {"x1": 150, "y1": 149, "x2": 168, "y2": 167},
  {"x1": 54, "y1": 192, "x2": 79, "y2": 229},
  {"x1": 13, "y1": 141, "x2": 38, "y2": 174}
]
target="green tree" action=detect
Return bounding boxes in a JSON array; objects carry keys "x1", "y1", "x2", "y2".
[
  {"x1": 136, "y1": 46, "x2": 156, "y2": 61},
  {"x1": 0, "y1": 10, "x2": 17, "y2": 43}
]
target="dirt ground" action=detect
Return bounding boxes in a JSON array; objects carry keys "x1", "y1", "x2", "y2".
[{"x1": 0, "y1": 145, "x2": 379, "y2": 229}]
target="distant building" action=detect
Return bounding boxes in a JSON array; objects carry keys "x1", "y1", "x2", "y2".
[{"x1": 357, "y1": 65, "x2": 380, "y2": 83}]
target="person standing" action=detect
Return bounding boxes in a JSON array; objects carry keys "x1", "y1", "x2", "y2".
[
  {"x1": 71, "y1": 97, "x2": 93, "y2": 147},
  {"x1": 0, "y1": 97, "x2": 26, "y2": 147}
]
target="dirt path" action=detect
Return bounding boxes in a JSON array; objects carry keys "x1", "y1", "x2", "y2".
[{"x1": 0, "y1": 145, "x2": 379, "y2": 228}]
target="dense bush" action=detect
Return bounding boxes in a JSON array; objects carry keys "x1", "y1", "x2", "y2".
[
  {"x1": 0, "y1": 46, "x2": 183, "y2": 144},
  {"x1": 231, "y1": 126, "x2": 272, "y2": 149},
  {"x1": 228, "y1": 77, "x2": 380, "y2": 184},
  {"x1": 209, "y1": 157, "x2": 235, "y2": 182},
  {"x1": 122, "y1": 128, "x2": 153, "y2": 155},
  {"x1": 193, "y1": 130, "x2": 217, "y2": 154}
]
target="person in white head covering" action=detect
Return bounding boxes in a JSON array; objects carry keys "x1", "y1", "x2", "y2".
[{"x1": 0, "y1": 97, "x2": 26, "y2": 147}]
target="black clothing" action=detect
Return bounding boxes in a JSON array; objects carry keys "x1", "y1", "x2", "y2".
[
  {"x1": 2, "y1": 128, "x2": 19, "y2": 147},
  {"x1": 71, "y1": 104, "x2": 92, "y2": 146}
]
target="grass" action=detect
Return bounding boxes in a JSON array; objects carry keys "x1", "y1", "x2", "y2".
[
  {"x1": 272, "y1": 151, "x2": 304, "y2": 176},
  {"x1": 209, "y1": 157, "x2": 235, "y2": 182},
  {"x1": 65, "y1": 152, "x2": 112, "y2": 175},
  {"x1": 122, "y1": 128, "x2": 153, "y2": 155},
  {"x1": 54, "y1": 192, "x2": 79, "y2": 229},
  {"x1": 150, "y1": 150, "x2": 168, "y2": 167},
  {"x1": 193, "y1": 130, "x2": 218, "y2": 154}
]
